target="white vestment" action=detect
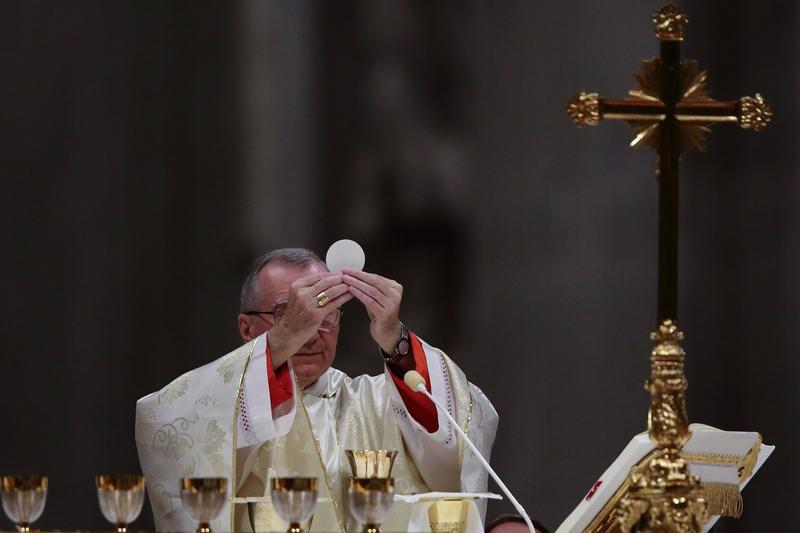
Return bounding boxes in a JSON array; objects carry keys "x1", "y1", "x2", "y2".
[{"x1": 135, "y1": 333, "x2": 498, "y2": 532}]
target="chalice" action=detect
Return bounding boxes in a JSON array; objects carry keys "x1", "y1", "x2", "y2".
[
  {"x1": 270, "y1": 477, "x2": 318, "y2": 533},
  {"x1": 1, "y1": 475, "x2": 47, "y2": 533},
  {"x1": 427, "y1": 499, "x2": 469, "y2": 533},
  {"x1": 347, "y1": 477, "x2": 394, "y2": 533},
  {"x1": 345, "y1": 450, "x2": 397, "y2": 478},
  {"x1": 180, "y1": 477, "x2": 228, "y2": 533},
  {"x1": 96, "y1": 474, "x2": 145, "y2": 533}
]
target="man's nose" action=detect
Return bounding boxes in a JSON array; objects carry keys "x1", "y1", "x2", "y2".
[{"x1": 303, "y1": 331, "x2": 322, "y2": 348}]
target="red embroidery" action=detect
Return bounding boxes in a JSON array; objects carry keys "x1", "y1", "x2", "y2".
[{"x1": 585, "y1": 480, "x2": 602, "y2": 501}]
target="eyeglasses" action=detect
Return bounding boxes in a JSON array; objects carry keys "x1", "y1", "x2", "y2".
[{"x1": 244, "y1": 302, "x2": 342, "y2": 331}]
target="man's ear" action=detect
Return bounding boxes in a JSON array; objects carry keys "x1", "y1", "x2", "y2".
[{"x1": 237, "y1": 314, "x2": 253, "y2": 342}]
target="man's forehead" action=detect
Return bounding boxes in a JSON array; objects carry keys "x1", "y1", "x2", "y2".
[{"x1": 256, "y1": 261, "x2": 328, "y2": 302}]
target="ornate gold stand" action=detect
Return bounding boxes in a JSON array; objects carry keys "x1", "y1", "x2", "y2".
[{"x1": 616, "y1": 321, "x2": 707, "y2": 532}]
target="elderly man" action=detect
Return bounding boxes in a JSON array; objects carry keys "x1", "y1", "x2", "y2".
[{"x1": 135, "y1": 248, "x2": 498, "y2": 532}]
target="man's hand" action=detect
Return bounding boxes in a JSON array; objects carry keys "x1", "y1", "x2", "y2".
[
  {"x1": 268, "y1": 272, "x2": 351, "y2": 367},
  {"x1": 342, "y1": 268, "x2": 403, "y2": 354}
]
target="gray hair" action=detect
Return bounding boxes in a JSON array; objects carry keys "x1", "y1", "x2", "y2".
[{"x1": 239, "y1": 248, "x2": 326, "y2": 312}]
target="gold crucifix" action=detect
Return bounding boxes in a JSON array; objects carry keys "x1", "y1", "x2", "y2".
[
  {"x1": 566, "y1": 5, "x2": 771, "y2": 532},
  {"x1": 567, "y1": 4, "x2": 771, "y2": 324}
]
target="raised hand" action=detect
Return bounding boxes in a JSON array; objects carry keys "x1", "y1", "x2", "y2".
[
  {"x1": 268, "y1": 272, "x2": 352, "y2": 366},
  {"x1": 342, "y1": 268, "x2": 403, "y2": 354}
]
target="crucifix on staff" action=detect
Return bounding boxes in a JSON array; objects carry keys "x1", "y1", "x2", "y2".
[
  {"x1": 558, "y1": 4, "x2": 774, "y2": 532},
  {"x1": 567, "y1": 3, "x2": 772, "y2": 324}
]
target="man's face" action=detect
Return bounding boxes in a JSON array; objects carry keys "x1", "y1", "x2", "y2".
[{"x1": 240, "y1": 261, "x2": 340, "y2": 388}]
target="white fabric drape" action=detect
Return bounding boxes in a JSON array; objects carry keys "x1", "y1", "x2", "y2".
[{"x1": 136, "y1": 333, "x2": 498, "y2": 531}]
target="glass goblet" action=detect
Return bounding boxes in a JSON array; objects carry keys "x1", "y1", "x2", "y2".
[
  {"x1": 270, "y1": 477, "x2": 318, "y2": 533},
  {"x1": 1, "y1": 475, "x2": 48, "y2": 533},
  {"x1": 180, "y1": 477, "x2": 228, "y2": 533},
  {"x1": 96, "y1": 474, "x2": 145, "y2": 533},
  {"x1": 347, "y1": 477, "x2": 394, "y2": 533}
]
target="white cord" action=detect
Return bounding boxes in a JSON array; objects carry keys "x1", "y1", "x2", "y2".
[{"x1": 405, "y1": 371, "x2": 536, "y2": 532}]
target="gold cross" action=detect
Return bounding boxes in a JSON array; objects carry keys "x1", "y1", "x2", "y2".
[
  {"x1": 567, "y1": 5, "x2": 771, "y2": 153},
  {"x1": 565, "y1": 4, "x2": 771, "y2": 322},
  {"x1": 565, "y1": 6, "x2": 773, "y2": 531}
]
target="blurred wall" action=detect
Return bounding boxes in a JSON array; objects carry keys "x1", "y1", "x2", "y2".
[{"x1": 0, "y1": 1, "x2": 796, "y2": 531}]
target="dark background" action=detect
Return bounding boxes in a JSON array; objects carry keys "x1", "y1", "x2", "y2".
[{"x1": 1, "y1": 1, "x2": 796, "y2": 531}]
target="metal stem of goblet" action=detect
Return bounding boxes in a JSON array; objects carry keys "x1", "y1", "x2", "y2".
[
  {"x1": 116, "y1": 524, "x2": 128, "y2": 533},
  {"x1": 197, "y1": 522, "x2": 211, "y2": 533},
  {"x1": 287, "y1": 523, "x2": 302, "y2": 533},
  {"x1": 362, "y1": 524, "x2": 380, "y2": 533},
  {"x1": 17, "y1": 522, "x2": 31, "y2": 533}
]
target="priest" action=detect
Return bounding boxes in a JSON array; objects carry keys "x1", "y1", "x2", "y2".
[{"x1": 135, "y1": 248, "x2": 499, "y2": 532}]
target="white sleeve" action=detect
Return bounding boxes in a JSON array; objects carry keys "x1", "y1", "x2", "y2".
[
  {"x1": 236, "y1": 333, "x2": 297, "y2": 448},
  {"x1": 384, "y1": 338, "x2": 462, "y2": 491},
  {"x1": 461, "y1": 383, "x2": 499, "y2": 520}
]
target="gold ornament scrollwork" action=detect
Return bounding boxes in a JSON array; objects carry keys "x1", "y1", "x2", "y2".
[
  {"x1": 566, "y1": 92, "x2": 600, "y2": 126},
  {"x1": 616, "y1": 321, "x2": 708, "y2": 532},
  {"x1": 158, "y1": 375, "x2": 189, "y2": 404},
  {"x1": 646, "y1": 320, "x2": 690, "y2": 448},
  {"x1": 627, "y1": 59, "x2": 715, "y2": 152},
  {"x1": 739, "y1": 94, "x2": 772, "y2": 131},
  {"x1": 217, "y1": 351, "x2": 241, "y2": 383},
  {"x1": 653, "y1": 5, "x2": 688, "y2": 41},
  {"x1": 152, "y1": 415, "x2": 198, "y2": 460}
]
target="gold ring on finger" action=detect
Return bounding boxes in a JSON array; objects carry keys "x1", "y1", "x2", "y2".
[{"x1": 316, "y1": 291, "x2": 330, "y2": 307}]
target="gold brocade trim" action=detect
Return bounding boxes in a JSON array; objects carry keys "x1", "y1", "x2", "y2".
[
  {"x1": 459, "y1": 391, "x2": 474, "y2": 469},
  {"x1": 738, "y1": 435, "x2": 763, "y2": 482},
  {"x1": 230, "y1": 338, "x2": 257, "y2": 533},
  {"x1": 702, "y1": 482, "x2": 743, "y2": 518},
  {"x1": 682, "y1": 452, "x2": 741, "y2": 465},
  {"x1": 296, "y1": 374, "x2": 347, "y2": 533},
  {"x1": 682, "y1": 434, "x2": 762, "y2": 482}
]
